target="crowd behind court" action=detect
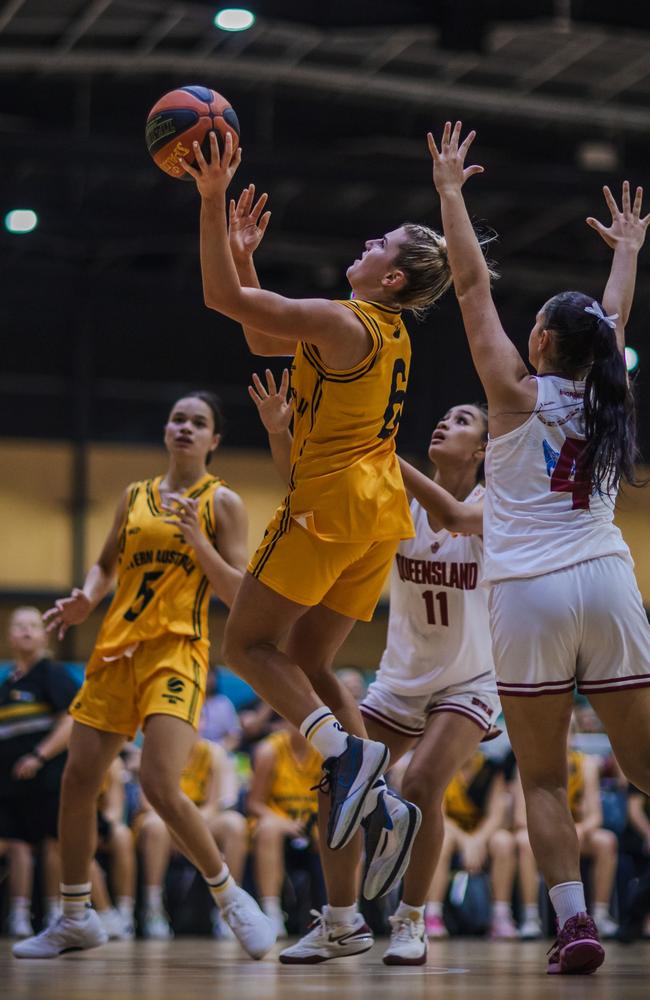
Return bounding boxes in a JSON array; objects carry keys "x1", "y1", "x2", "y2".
[{"x1": 2, "y1": 606, "x2": 649, "y2": 946}]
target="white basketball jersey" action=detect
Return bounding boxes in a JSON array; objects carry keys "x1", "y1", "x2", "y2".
[
  {"x1": 377, "y1": 488, "x2": 494, "y2": 696},
  {"x1": 483, "y1": 374, "x2": 629, "y2": 585}
]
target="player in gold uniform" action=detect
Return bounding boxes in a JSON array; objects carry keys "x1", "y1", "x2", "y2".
[
  {"x1": 14, "y1": 392, "x2": 275, "y2": 961},
  {"x1": 181, "y1": 134, "x2": 453, "y2": 956}
]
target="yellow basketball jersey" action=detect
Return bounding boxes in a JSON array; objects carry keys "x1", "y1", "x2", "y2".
[
  {"x1": 567, "y1": 749, "x2": 585, "y2": 822},
  {"x1": 265, "y1": 730, "x2": 322, "y2": 824},
  {"x1": 180, "y1": 739, "x2": 213, "y2": 805},
  {"x1": 284, "y1": 298, "x2": 415, "y2": 542},
  {"x1": 443, "y1": 752, "x2": 487, "y2": 833},
  {"x1": 93, "y1": 473, "x2": 223, "y2": 658}
]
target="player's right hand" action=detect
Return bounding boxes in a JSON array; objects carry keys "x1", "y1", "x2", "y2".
[
  {"x1": 229, "y1": 183, "x2": 272, "y2": 261},
  {"x1": 42, "y1": 588, "x2": 92, "y2": 640},
  {"x1": 248, "y1": 368, "x2": 292, "y2": 434}
]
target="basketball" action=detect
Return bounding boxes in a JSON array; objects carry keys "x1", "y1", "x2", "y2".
[{"x1": 145, "y1": 85, "x2": 240, "y2": 180}]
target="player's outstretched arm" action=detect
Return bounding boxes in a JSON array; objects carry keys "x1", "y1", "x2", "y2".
[
  {"x1": 182, "y1": 132, "x2": 367, "y2": 362},
  {"x1": 587, "y1": 181, "x2": 650, "y2": 354},
  {"x1": 42, "y1": 490, "x2": 127, "y2": 640},
  {"x1": 249, "y1": 368, "x2": 293, "y2": 486},
  {"x1": 428, "y1": 122, "x2": 530, "y2": 413},
  {"x1": 398, "y1": 457, "x2": 483, "y2": 535},
  {"x1": 229, "y1": 184, "x2": 299, "y2": 357}
]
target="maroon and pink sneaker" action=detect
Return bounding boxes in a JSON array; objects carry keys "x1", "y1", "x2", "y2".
[{"x1": 547, "y1": 913, "x2": 605, "y2": 975}]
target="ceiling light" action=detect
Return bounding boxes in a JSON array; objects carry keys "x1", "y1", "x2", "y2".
[
  {"x1": 214, "y1": 8, "x2": 255, "y2": 32},
  {"x1": 4, "y1": 209, "x2": 38, "y2": 234}
]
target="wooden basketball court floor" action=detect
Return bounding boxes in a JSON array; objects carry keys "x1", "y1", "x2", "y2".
[{"x1": 2, "y1": 937, "x2": 647, "y2": 999}]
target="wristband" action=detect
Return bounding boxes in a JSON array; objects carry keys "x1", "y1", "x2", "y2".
[{"x1": 32, "y1": 749, "x2": 47, "y2": 764}]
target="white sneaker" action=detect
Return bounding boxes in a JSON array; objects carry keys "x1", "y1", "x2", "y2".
[
  {"x1": 362, "y1": 787, "x2": 422, "y2": 900},
  {"x1": 595, "y1": 912, "x2": 619, "y2": 939},
  {"x1": 262, "y1": 906, "x2": 288, "y2": 940},
  {"x1": 383, "y1": 912, "x2": 427, "y2": 966},
  {"x1": 13, "y1": 910, "x2": 108, "y2": 958},
  {"x1": 519, "y1": 916, "x2": 543, "y2": 940},
  {"x1": 8, "y1": 911, "x2": 34, "y2": 938},
  {"x1": 45, "y1": 906, "x2": 62, "y2": 929},
  {"x1": 279, "y1": 909, "x2": 374, "y2": 964},
  {"x1": 219, "y1": 887, "x2": 276, "y2": 960},
  {"x1": 211, "y1": 908, "x2": 235, "y2": 940},
  {"x1": 98, "y1": 908, "x2": 131, "y2": 940},
  {"x1": 142, "y1": 910, "x2": 173, "y2": 940}
]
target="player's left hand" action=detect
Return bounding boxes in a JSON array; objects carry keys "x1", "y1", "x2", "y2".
[
  {"x1": 248, "y1": 368, "x2": 292, "y2": 434},
  {"x1": 13, "y1": 753, "x2": 42, "y2": 780},
  {"x1": 428, "y1": 121, "x2": 484, "y2": 195},
  {"x1": 180, "y1": 130, "x2": 242, "y2": 199},
  {"x1": 586, "y1": 181, "x2": 650, "y2": 253},
  {"x1": 163, "y1": 494, "x2": 204, "y2": 549}
]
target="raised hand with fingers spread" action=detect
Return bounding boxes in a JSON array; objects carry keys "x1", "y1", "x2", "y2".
[
  {"x1": 427, "y1": 120, "x2": 484, "y2": 195},
  {"x1": 229, "y1": 184, "x2": 272, "y2": 263},
  {"x1": 248, "y1": 368, "x2": 292, "y2": 436},
  {"x1": 587, "y1": 181, "x2": 650, "y2": 253}
]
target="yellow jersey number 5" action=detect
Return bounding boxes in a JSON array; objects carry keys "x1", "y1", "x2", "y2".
[
  {"x1": 124, "y1": 570, "x2": 164, "y2": 622},
  {"x1": 378, "y1": 359, "x2": 407, "y2": 440}
]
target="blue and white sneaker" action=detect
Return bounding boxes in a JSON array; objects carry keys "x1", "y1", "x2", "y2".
[
  {"x1": 324, "y1": 735, "x2": 390, "y2": 850},
  {"x1": 362, "y1": 786, "x2": 422, "y2": 900}
]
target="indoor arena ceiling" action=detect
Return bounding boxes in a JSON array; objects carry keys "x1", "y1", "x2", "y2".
[{"x1": 2, "y1": 0, "x2": 650, "y2": 455}]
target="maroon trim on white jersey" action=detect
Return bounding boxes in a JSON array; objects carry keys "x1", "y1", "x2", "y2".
[
  {"x1": 427, "y1": 701, "x2": 490, "y2": 731},
  {"x1": 359, "y1": 704, "x2": 425, "y2": 738}
]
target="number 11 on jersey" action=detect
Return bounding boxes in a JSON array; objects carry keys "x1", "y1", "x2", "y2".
[{"x1": 422, "y1": 589, "x2": 449, "y2": 626}]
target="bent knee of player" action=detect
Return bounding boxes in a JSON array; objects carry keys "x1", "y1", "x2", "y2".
[{"x1": 401, "y1": 767, "x2": 446, "y2": 810}]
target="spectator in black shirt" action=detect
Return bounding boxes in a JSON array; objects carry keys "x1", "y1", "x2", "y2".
[{"x1": 0, "y1": 607, "x2": 80, "y2": 934}]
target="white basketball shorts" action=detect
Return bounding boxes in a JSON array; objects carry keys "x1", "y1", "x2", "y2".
[
  {"x1": 360, "y1": 670, "x2": 501, "y2": 739},
  {"x1": 489, "y1": 554, "x2": 650, "y2": 697}
]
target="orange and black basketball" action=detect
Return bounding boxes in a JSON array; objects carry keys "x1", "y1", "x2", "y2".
[{"x1": 145, "y1": 85, "x2": 240, "y2": 180}]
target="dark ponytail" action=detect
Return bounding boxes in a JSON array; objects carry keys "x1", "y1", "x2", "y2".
[{"x1": 543, "y1": 291, "x2": 638, "y2": 497}]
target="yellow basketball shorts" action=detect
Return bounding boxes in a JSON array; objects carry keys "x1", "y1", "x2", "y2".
[
  {"x1": 248, "y1": 509, "x2": 399, "y2": 622},
  {"x1": 70, "y1": 633, "x2": 209, "y2": 740}
]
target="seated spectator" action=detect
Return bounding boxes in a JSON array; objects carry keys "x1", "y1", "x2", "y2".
[
  {"x1": 2, "y1": 840, "x2": 35, "y2": 937},
  {"x1": 0, "y1": 607, "x2": 79, "y2": 936},
  {"x1": 199, "y1": 667, "x2": 242, "y2": 751},
  {"x1": 426, "y1": 750, "x2": 517, "y2": 939},
  {"x1": 134, "y1": 738, "x2": 247, "y2": 939},
  {"x1": 619, "y1": 785, "x2": 650, "y2": 939},
  {"x1": 515, "y1": 745, "x2": 619, "y2": 939},
  {"x1": 90, "y1": 756, "x2": 136, "y2": 940},
  {"x1": 247, "y1": 723, "x2": 322, "y2": 939}
]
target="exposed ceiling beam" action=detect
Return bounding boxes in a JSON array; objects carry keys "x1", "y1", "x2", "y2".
[
  {"x1": 0, "y1": 0, "x2": 27, "y2": 35},
  {"x1": 57, "y1": 0, "x2": 115, "y2": 54},
  {"x1": 0, "y1": 50, "x2": 648, "y2": 133}
]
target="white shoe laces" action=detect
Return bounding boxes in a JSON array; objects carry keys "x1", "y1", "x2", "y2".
[{"x1": 388, "y1": 914, "x2": 420, "y2": 944}]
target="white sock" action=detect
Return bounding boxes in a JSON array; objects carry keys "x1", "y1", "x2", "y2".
[
  {"x1": 10, "y1": 896, "x2": 30, "y2": 916},
  {"x1": 145, "y1": 886, "x2": 163, "y2": 912},
  {"x1": 117, "y1": 896, "x2": 135, "y2": 921},
  {"x1": 524, "y1": 903, "x2": 540, "y2": 922},
  {"x1": 300, "y1": 708, "x2": 348, "y2": 759},
  {"x1": 325, "y1": 903, "x2": 358, "y2": 926},
  {"x1": 61, "y1": 882, "x2": 92, "y2": 920},
  {"x1": 395, "y1": 900, "x2": 425, "y2": 921},
  {"x1": 426, "y1": 901, "x2": 443, "y2": 918},
  {"x1": 593, "y1": 903, "x2": 610, "y2": 920},
  {"x1": 493, "y1": 900, "x2": 512, "y2": 918},
  {"x1": 206, "y1": 864, "x2": 239, "y2": 908},
  {"x1": 261, "y1": 896, "x2": 283, "y2": 916},
  {"x1": 549, "y1": 881, "x2": 586, "y2": 928}
]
